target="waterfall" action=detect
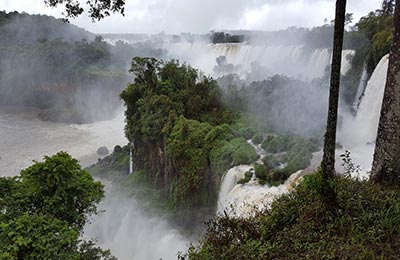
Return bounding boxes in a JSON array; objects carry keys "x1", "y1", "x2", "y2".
[
  {"x1": 164, "y1": 41, "x2": 354, "y2": 80},
  {"x1": 217, "y1": 165, "x2": 253, "y2": 214},
  {"x1": 217, "y1": 167, "x2": 310, "y2": 217},
  {"x1": 341, "y1": 50, "x2": 356, "y2": 75},
  {"x1": 352, "y1": 64, "x2": 369, "y2": 111},
  {"x1": 352, "y1": 54, "x2": 388, "y2": 145},
  {"x1": 336, "y1": 54, "x2": 389, "y2": 175},
  {"x1": 129, "y1": 142, "x2": 133, "y2": 175},
  {"x1": 216, "y1": 140, "x2": 320, "y2": 217},
  {"x1": 303, "y1": 48, "x2": 331, "y2": 79}
]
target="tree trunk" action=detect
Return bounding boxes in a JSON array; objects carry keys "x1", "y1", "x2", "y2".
[
  {"x1": 321, "y1": 0, "x2": 347, "y2": 187},
  {"x1": 371, "y1": 0, "x2": 400, "y2": 185}
]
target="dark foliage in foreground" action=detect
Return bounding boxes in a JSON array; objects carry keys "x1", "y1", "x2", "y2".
[
  {"x1": 0, "y1": 152, "x2": 115, "y2": 260},
  {"x1": 183, "y1": 172, "x2": 400, "y2": 259}
]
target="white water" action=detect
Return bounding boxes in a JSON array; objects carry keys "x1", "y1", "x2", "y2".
[
  {"x1": 217, "y1": 54, "x2": 387, "y2": 215},
  {"x1": 217, "y1": 164, "x2": 254, "y2": 214},
  {"x1": 129, "y1": 143, "x2": 133, "y2": 175},
  {"x1": 352, "y1": 64, "x2": 369, "y2": 111},
  {"x1": 165, "y1": 42, "x2": 354, "y2": 80},
  {"x1": 217, "y1": 151, "x2": 322, "y2": 217},
  {"x1": 85, "y1": 188, "x2": 188, "y2": 260},
  {"x1": 352, "y1": 54, "x2": 389, "y2": 145},
  {"x1": 341, "y1": 50, "x2": 356, "y2": 75},
  {"x1": 217, "y1": 139, "x2": 321, "y2": 217},
  {"x1": 337, "y1": 54, "x2": 389, "y2": 177},
  {"x1": 218, "y1": 169, "x2": 301, "y2": 217}
]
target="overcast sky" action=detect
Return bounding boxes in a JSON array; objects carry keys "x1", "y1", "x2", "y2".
[{"x1": 1, "y1": 0, "x2": 382, "y2": 34}]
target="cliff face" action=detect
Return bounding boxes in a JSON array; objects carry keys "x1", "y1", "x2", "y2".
[{"x1": 121, "y1": 58, "x2": 232, "y2": 213}]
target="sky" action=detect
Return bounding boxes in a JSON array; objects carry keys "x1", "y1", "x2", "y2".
[{"x1": 1, "y1": 0, "x2": 383, "y2": 34}]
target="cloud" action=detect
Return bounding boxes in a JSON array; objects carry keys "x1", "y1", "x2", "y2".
[{"x1": 1, "y1": 0, "x2": 382, "y2": 34}]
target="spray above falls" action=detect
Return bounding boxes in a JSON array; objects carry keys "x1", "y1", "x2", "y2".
[{"x1": 163, "y1": 41, "x2": 355, "y2": 80}]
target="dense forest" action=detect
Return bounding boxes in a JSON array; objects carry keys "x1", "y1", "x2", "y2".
[{"x1": 0, "y1": 152, "x2": 116, "y2": 259}]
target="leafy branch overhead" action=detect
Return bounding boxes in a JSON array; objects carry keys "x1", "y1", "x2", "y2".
[{"x1": 44, "y1": 0, "x2": 125, "y2": 21}]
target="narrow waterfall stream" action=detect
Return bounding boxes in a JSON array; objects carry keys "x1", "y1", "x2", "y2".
[{"x1": 352, "y1": 64, "x2": 369, "y2": 111}]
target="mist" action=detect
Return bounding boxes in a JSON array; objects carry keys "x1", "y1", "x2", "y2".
[
  {"x1": 0, "y1": 1, "x2": 389, "y2": 258},
  {"x1": 85, "y1": 187, "x2": 188, "y2": 260},
  {"x1": 0, "y1": 12, "x2": 167, "y2": 123}
]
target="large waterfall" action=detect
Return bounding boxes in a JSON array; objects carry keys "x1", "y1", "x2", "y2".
[
  {"x1": 217, "y1": 54, "x2": 389, "y2": 216},
  {"x1": 352, "y1": 64, "x2": 369, "y2": 111},
  {"x1": 352, "y1": 55, "x2": 389, "y2": 145},
  {"x1": 216, "y1": 140, "x2": 320, "y2": 217},
  {"x1": 337, "y1": 54, "x2": 388, "y2": 176},
  {"x1": 336, "y1": 54, "x2": 389, "y2": 176},
  {"x1": 217, "y1": 151, "x2": 322, "y2": 217},
  {"x1": 164, "y1": 41, "x2": 354, "y2": 80}
]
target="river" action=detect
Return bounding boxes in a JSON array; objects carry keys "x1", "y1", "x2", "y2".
[
  {"x1": 0, "y1": 106, "x2": 126, "y2": 177},
  {"x1": 0, "y1": 105, "x2": 188, "y2": 260}
]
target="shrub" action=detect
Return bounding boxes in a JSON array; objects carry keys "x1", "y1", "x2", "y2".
[
  {"x1": 237, "y1": 171, "x2": 253, "y2": 185},
  {"x1": 251, "y1": 133, "x2": 263, "y2": 145},
  {"x1": 254, "y1": 163, "x2": 268, "y2": 180},
  {"x1": 183, "y1": 173, "x2": 400, "y2": 259},
  {"x1": 230, "y1": 138, "x2": 258, "y2": 165}
]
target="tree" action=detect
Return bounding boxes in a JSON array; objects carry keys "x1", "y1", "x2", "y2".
[
  {"x1": 44, "y1": 0, "x2": 125, "y2": 21},
  {"x1": 371, "y1": 0, "x2": 400, "y2": 185},
  {"x1": 17, "y1": 152, "x2": 104, "y2": 229},
  {"x1": 345, "y1": 13, "x2": 354, "y2": 26},
  {"x1": 320, "y1": 0, "x2": 347, "y2": 196},
  {"x1": 379, "y1": 0, "x2": 396, "y2": 15},
  {"x1": 0, "y1": 152, "x2": 115, "y2": 259}
]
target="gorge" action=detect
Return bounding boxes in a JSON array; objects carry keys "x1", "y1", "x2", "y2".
[{"x1": 0, "y1": 6, "x2": 394, "y2": 259}]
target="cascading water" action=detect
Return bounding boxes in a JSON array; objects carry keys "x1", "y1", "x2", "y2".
[
  {"x1": 303, "y1": 48, "x2": 331, "y2": 79},
  {"x1": 216, "y1": 140, "x2": 320, "y2": 217},
  {"x1": 216, "y1": 53, "x2": 384, "y2": 216},
  {"x1": 337, "y1": 54, "x2": 389, "y2": 176},
  {"x1": 164, "y1": 41, "x2": 354, "y2": 80},
  {"x1": 216, "y1": 159, "x2": 321, "y2": 217},
  {"x1": 217, "y1": 165, "x2": 253, "y2": 214},
  {"x1": 353, "y1": 54, "x2": 388, "y2": 144},
  {"x1": 341, "y1": 50, "x2": 356, "y2": 75},
  {"x1": 129, "y1": 143, "x2": 133, "y2": 175},
  {"x1": 352, "y1": 64, "x2": 369, "y2": 111}
]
